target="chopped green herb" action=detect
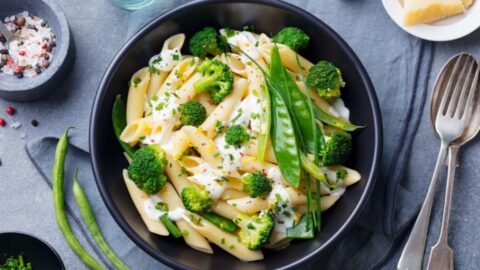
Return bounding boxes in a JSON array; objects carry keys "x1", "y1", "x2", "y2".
[
  {"x1": 172, "y1": 54, "x2": 180, "y2": 60},
  {"x1": 224, "y1": 28, "x2": 235, "y2": 37},
  {"x1": 133, "y1": 77, "x2": 141, "y2": 87},
  {"x1": 336, "y1": 169, "x2": 348, "y2": 181}
]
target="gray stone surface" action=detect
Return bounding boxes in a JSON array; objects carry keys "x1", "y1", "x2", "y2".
[{"x1": 0, "y1": 0, "x2": 479, "y2": 269}]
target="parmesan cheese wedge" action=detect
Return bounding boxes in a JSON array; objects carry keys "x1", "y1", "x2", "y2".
[{"x1": 403, "y1": 0, "x2": 466, "y2": 25}]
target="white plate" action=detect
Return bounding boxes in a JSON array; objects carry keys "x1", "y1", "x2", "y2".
[{"x1": 382, "y1": 0, "x2": 480, "y2": 42}]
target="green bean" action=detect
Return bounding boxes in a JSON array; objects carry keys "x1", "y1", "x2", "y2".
[
  {"x1": 159, "y1": 215, "x2": 183, "y2": 238},
  {"x1": 112, "y1": 95, "x2": 137, "y2": 158},
  {"x1": 52, "y1": 128, "x2": 105, "y2": 270},
  {"x1": 202, "y1": 212, "x2": 237, "y2": 233},
  {"x1": 72, "y1": 171, "x2": 130, "y2": 270},
  {"x1": 313, "y1": 104, "x2": 364, "y2": 132},
  {"x1": 299, "y1": 153, "x2": 326, "y2": 182},
  {"x1": 257, "y1": 84, "x2": 271, "y2": 162},
  {"x1": 270, "y1": 86, "x2": 301, "y2": 187}
]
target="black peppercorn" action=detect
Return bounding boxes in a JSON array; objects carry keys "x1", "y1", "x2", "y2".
[
  {"x1": 15, "y1": 72, "x2": 23, "y2": 79},
  {"x1": 31, "y1": 119, "x2": 39, "y2": 127}
]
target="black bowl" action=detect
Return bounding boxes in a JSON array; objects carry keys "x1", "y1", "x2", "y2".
[
  {"x1": 0, "y1": 232, "x2": 64, "y2": 269},
  {"x1": 0, "y1": 0, "x2": 73, "y2": 102},
  {"x1": 90, "y1": 0, "x2": 382, "y2": 269}
]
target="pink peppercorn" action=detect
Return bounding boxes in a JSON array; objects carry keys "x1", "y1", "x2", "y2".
[
  {"x1": 6, "y1": 106, "x2": 15, "y2": 115},
  {"x1": 19, "y1": 51, "x2": 25, "y2": 56},
  {"x1": 0, "y1": 118, "x2": 5, "y2": 126}
]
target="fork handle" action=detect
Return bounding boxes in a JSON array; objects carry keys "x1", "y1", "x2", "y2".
[
  {"x1": 398, "y1": 141, "x2": 448, "y2": 270},
  {"x1": 426, "y1": 145, "x2": 459, "y2": 270}
]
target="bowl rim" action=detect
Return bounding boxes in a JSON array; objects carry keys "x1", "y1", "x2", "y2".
[
  {"x1": 0, "y1": 231, "x2": 65, "y2": 269},
  {"x1": 90, "y1": 0, "x2": 383, "y2": 269},
  {"x1": 0, "y1": 0, "x2": 71, "y2": 93}
]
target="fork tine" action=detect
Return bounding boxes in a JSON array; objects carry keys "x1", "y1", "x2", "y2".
[
  {"x1": 462, "y1": 66, "x2": 480, "y2": 121},
  {"x1": 447, "y1": 57, "x2": 471, "y2": 117},
  {"x1": 438, "y1": 55, "x2": 464, "y2": 116},
  {"x1": 454, "y1": 58, "x2": 476, "y2": 118}
]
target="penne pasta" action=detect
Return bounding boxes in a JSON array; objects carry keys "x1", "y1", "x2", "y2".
[
  {"x1": 126, "y1": 67, "x2": 150, "y2": 124},
  {"x1": 158, "y1": 183, "x2": 213, "y2": 254},
  {"x1": 211, "y1": 200, "x2": 241, "y2": 220},
  {"x1": 259, "y1": 43, "x2": 313, "y2": 73},
  {"x1": 185, "y1": 213, "x2": 264, "y2": 261},
  {"x1": 122, "y1": 170, "x2": 169, "y2": 236}
]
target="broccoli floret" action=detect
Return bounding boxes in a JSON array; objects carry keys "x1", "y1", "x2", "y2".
[
  {"x1": 180, "y1": 100, "x2": 207, "y2": 126},
  {"x1": 189, "y1": 27, "x2": 229, "y2": 58},
  {"x1": 128, "y1": 145, "x2": 168, "y2": 194},
  {"x1": 181, "y1": 186, "x2": 213, "y2": 213},
  {"x1": 225, "y1": 125, "x2": 250, "y2": 147},
  {"x1": 306, "y1": 60, "x2": 345, "y2": 102},
  {"x1": 233, "y1": 210, "x2": 275, "y2": 250},
  {"x1": 194, "y1": 59, "x2": 234, "y2": 104},
  {"x1": 322, "y1": 132, "x2": 352, "y2": 166},
  {"x1": 273, "y1": 27, "x2": 310, "y2": 51},
  {"x1": 242, "y1": 171, "x2": 272, "y2": 198}
]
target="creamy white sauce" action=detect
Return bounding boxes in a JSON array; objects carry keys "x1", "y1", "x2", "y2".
[
  {"x1": 320, "y1": 167, "x2": 346, "y2": 196},
  {"x1": 188, "y1": 162, "x2": 227, "y2": 200},
  {"x1": 149, "y1": 48, "x2": 182, "y2": 72},
  {"x1": 143, "y1": 195, "x2": 165, "y2": 220},
  {"x1": 214, "y1": 133, "x2": 245, "y2": 173},
  {"x1": 266, "y1": 167, "x2": 296, "y2": 232},
  {"x1": 141, "y1": 91, "x2": 180, "y2": 146},
  {"x1": 329, "y1": 99, "x2": 350, "y2": 120},
  {"x1": 221, "y1": 29, "x2": 261, "y2": 63},
  {"x1": 151, "y1": 92, "x2": 181, "y2": 123},
  {"x1": 168, "y1": 207, "x2": 186, "y2": 221},
  {"x1": 229, "y1": 92, "x2": 262, "y2": 133}
]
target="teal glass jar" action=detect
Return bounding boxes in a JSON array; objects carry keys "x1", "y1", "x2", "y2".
[{"x1": 110, "y1": 0, "x2": 153, "y2": 10}]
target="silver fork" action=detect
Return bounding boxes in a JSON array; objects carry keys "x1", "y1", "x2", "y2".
[
  {"x1": 398, "y1": 54, "x2": 478, "y2": 270},
  {"x1": 426, "y1": 58, "x2": 480, "y2": 270}
]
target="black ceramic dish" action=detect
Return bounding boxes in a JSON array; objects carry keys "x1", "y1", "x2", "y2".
[
  {"x1": 0, "y1": 0, "x2": 73, "y2": 102},
  {"x1": 90, "y1": 0, "x2": 382, "y2": 269},
  {"x1": 0, "y1": 232, "x2": 64, "y2": 269}
]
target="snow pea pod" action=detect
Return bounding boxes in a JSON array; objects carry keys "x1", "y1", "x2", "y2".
[
  {"x1": 73, "y1": 172, "x2": 130, "y2": 270},
  {"x1": 270, "y1": 86, "x2": 301, "y2": 188},
  {"x1": 112, "y1": 95, "x2": 137, "y2": 158},
  {"x1": 270, "y1": 46, "x2": 317, "y2": 153},
  {"x1": 53, "y1": 128, "x2": 105, "y2": 270},
  {"x1": 313, "y1": 104, "x2": 364, "y2": 132}
]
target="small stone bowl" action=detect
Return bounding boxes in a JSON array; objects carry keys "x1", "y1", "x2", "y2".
[{"x1": 0, "y1": 0, "x2": 73, "y2": 102}]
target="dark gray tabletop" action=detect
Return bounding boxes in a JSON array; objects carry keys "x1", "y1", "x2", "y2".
[{"x1": 0, "y1": 0, "x2": 479, "y2": 269}]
